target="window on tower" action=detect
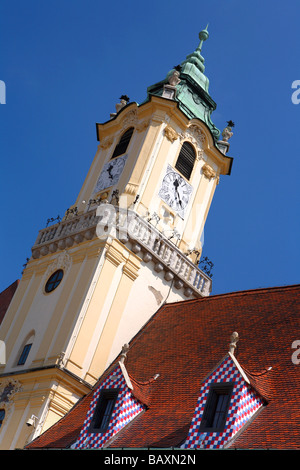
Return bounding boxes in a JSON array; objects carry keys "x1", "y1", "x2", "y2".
[
  {"x1": 88, "y1": 389, "x2": 119, "y2": 433},
  {"x1": 45, "y1": 269, "x2": 64, "y2": 293},
  {"x1": 199, "y1": 383, "x2": 233, "y2": 432},
  {"x1": 175, "y1": 141, "x2": 196, "y2": 180},
  {"x1": 17, "y1": 343, "x2": 32, "y2": 365},
  {"x1": 0, "y1": 409, "x2": 5, "y2": 428},
  {"x1": 111, "y1": 127, "x2": 134, "y2": 159}
]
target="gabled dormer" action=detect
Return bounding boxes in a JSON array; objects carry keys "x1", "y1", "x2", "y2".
[
  {"x1": 72, "y1": 345, "x2": 154, "y2": 449},
  {"x1": 181, "y1": 333, "x2": 269, "y2": 449}
]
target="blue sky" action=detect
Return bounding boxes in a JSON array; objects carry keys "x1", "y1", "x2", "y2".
[{"x1": 0, "y1": 0, "x2": 299, "y2": 296}]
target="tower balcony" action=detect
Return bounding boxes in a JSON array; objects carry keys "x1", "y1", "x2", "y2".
[{"x1": 31, "y1": 205, "x2": 212, "y2": 298}]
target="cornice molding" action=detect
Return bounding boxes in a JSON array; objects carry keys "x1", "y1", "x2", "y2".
[
  {"x1": 122, "y1": 256, "x2": 140, "y2": 281},
  {"x1": 105, "y1": 244, "x2": 125, "y2": 268},
  {"x1": 124, "y1": 182, "x2": 139, "y2": 196}
]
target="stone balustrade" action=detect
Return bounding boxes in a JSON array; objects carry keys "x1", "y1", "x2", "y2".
[
  {"x1": 122, "y1": 211, "x2": 212, "y2": 297},
  {"x1": 31, "y1": 205, "x2": 212, "y2": 297},
  {"x1": 32, "y1": 210, "x2": 99, "y2": 258}
]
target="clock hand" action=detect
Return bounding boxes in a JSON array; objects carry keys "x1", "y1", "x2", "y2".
[
  {"x1": 107, "y1": 164, "x2": 114, "y2": 179},
  {"x1": 177, "y1": 193, "x2": 183, "y2": 208},
  {"x1": 173, "y1": 189, "x2": 183, "y2": 209},
  {"x1": 173, "y1": 179, "x2": 183, "y2": 208}
]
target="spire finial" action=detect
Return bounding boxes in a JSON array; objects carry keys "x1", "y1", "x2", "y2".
[
  {"x1": 120, "y1": 343, "x2": 129, "y2": 364},
  {"x1": 229, "y1": 332, "x2": 239, "y2": 355},
  {"x1": 198, "y1": 24, "x2": 209, "y2": 52}
]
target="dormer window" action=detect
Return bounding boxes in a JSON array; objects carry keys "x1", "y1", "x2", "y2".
[
  {"x1": 111, "y1": 127, "x2": 134, "y2": 159},
  {"x1": 72, "y1": 362, "x2": 147, "y2": 449},
  {"x1": 200, "y1": 383, "x2": 233, "y2": 432},
  {"x1": 175, "y1": 141, "x2": 196, "y2": 180},
  {"x1": 88, "y1": 389, "x2": 119, "y2": 433}
]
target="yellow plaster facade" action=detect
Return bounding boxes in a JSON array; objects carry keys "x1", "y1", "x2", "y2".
[{"x1": 0, "y1": 75, "x2": 232, "y2": 449}]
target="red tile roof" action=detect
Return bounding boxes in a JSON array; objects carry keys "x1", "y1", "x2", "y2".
[
  {"x1": 27, "y1": 284, "x2": 300, "y2": 449},
  {"x1": 129, "y1": 374, "x2": 157, "y2": 407},
  {"x1": 0, "y1": 280, "x2": 19, "y2": 325}
]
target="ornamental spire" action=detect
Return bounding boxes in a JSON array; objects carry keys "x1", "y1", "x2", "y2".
[
  {"x1": 197, "y1": 24, "x2": 209, "y2": 53},
  {"x1": 144, "y1": 26, "x2": 221, "y2": 141},
  {"x1": 180, "y1": 24, "x2": 210, "y2": 74}
]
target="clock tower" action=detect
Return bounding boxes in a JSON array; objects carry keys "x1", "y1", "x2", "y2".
[{"x1": 0, "y1": 28, "x2": 233, "y2": 449}]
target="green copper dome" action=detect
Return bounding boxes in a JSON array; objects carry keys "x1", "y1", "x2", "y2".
[{"x1": 145, "y1": 27, "x2": 220, "y2": 141}]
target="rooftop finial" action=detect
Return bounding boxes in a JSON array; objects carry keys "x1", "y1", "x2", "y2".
[
  {"x1": 229, "y1": 332, "x2": 239, "y2": 355},
  {"x1": 180, "y1": 25, "x2": 209, "y2": 74},
  {"x1": 198, "y1": 24, "x2": 209, "y2": 52},
  {"x1": 217, "y1": 120, "x2": 235, "y2": 155},
  {"x1": 120, "y1": 343, "x2": 129, "y2": 364},
  {"x1": 221, "y1": 120, "x2": 235, "y2": 142}
]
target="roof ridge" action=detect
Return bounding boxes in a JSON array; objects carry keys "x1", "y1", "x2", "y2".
[
  {"x1": 162, "y1": 283, "x2": 300, "y2": 309},
  {"x1": 126, "y1": 283, "x2": 300, "y2": 360}
]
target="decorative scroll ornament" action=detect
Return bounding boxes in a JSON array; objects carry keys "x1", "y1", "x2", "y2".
[
  {"x1": 0, "y1": 379, "x2": 23, "y2": 419},
  {"x1": 180, "y1": 125, "x2": 205, "y2": 150},
  {"x1": 201, "y1": 163, "x2": 217, "y2": 181},
  {"x1": 43, "y1": 250, "x2": 72, "y2": 286},
  {"x1": 197, "y1": 149, "x2": 204, "y2": 160},
  {"x1": 164, "y1": 125, "x2": 179, "y2": 143},
  {"x1": 122, "y1": 109, "x2": 138, "y2": 128},
  {"x1": 188, "y1": 125, "x2": 206, "y2": 143}
]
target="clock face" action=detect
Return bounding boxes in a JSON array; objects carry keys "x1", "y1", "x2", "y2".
[
  {"x1": 158, "y1": 165, "x2": 193, "y2": 218},
  {"x1": 94, "y1": 154, "x2": 128, "y2": 193}
]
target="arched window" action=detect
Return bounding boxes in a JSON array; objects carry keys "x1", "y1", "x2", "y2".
[
  {"x1": 111, "y1": 127, "x2": 134, "y2": 159},
  {"x1": 17, "y1": 343, "x2": 32, "y2": 365},
  {"x1": 17, "y1": 331, "x2": 35, "y2": 366},
  {"x1": 175, "y1": 141, "x2": 196, "y2": 180}
]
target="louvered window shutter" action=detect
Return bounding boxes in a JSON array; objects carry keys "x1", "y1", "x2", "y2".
[
  {"x1": 111, "y1": 127, "x2": 134, "y2": 159},
  {"x1": 175, "y1": 142, "x2": 196, "y2": 180}
]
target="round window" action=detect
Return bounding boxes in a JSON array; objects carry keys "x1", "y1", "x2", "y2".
[{"x1": 45, "y1": 269, "x2": 63, "y2": 293}]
